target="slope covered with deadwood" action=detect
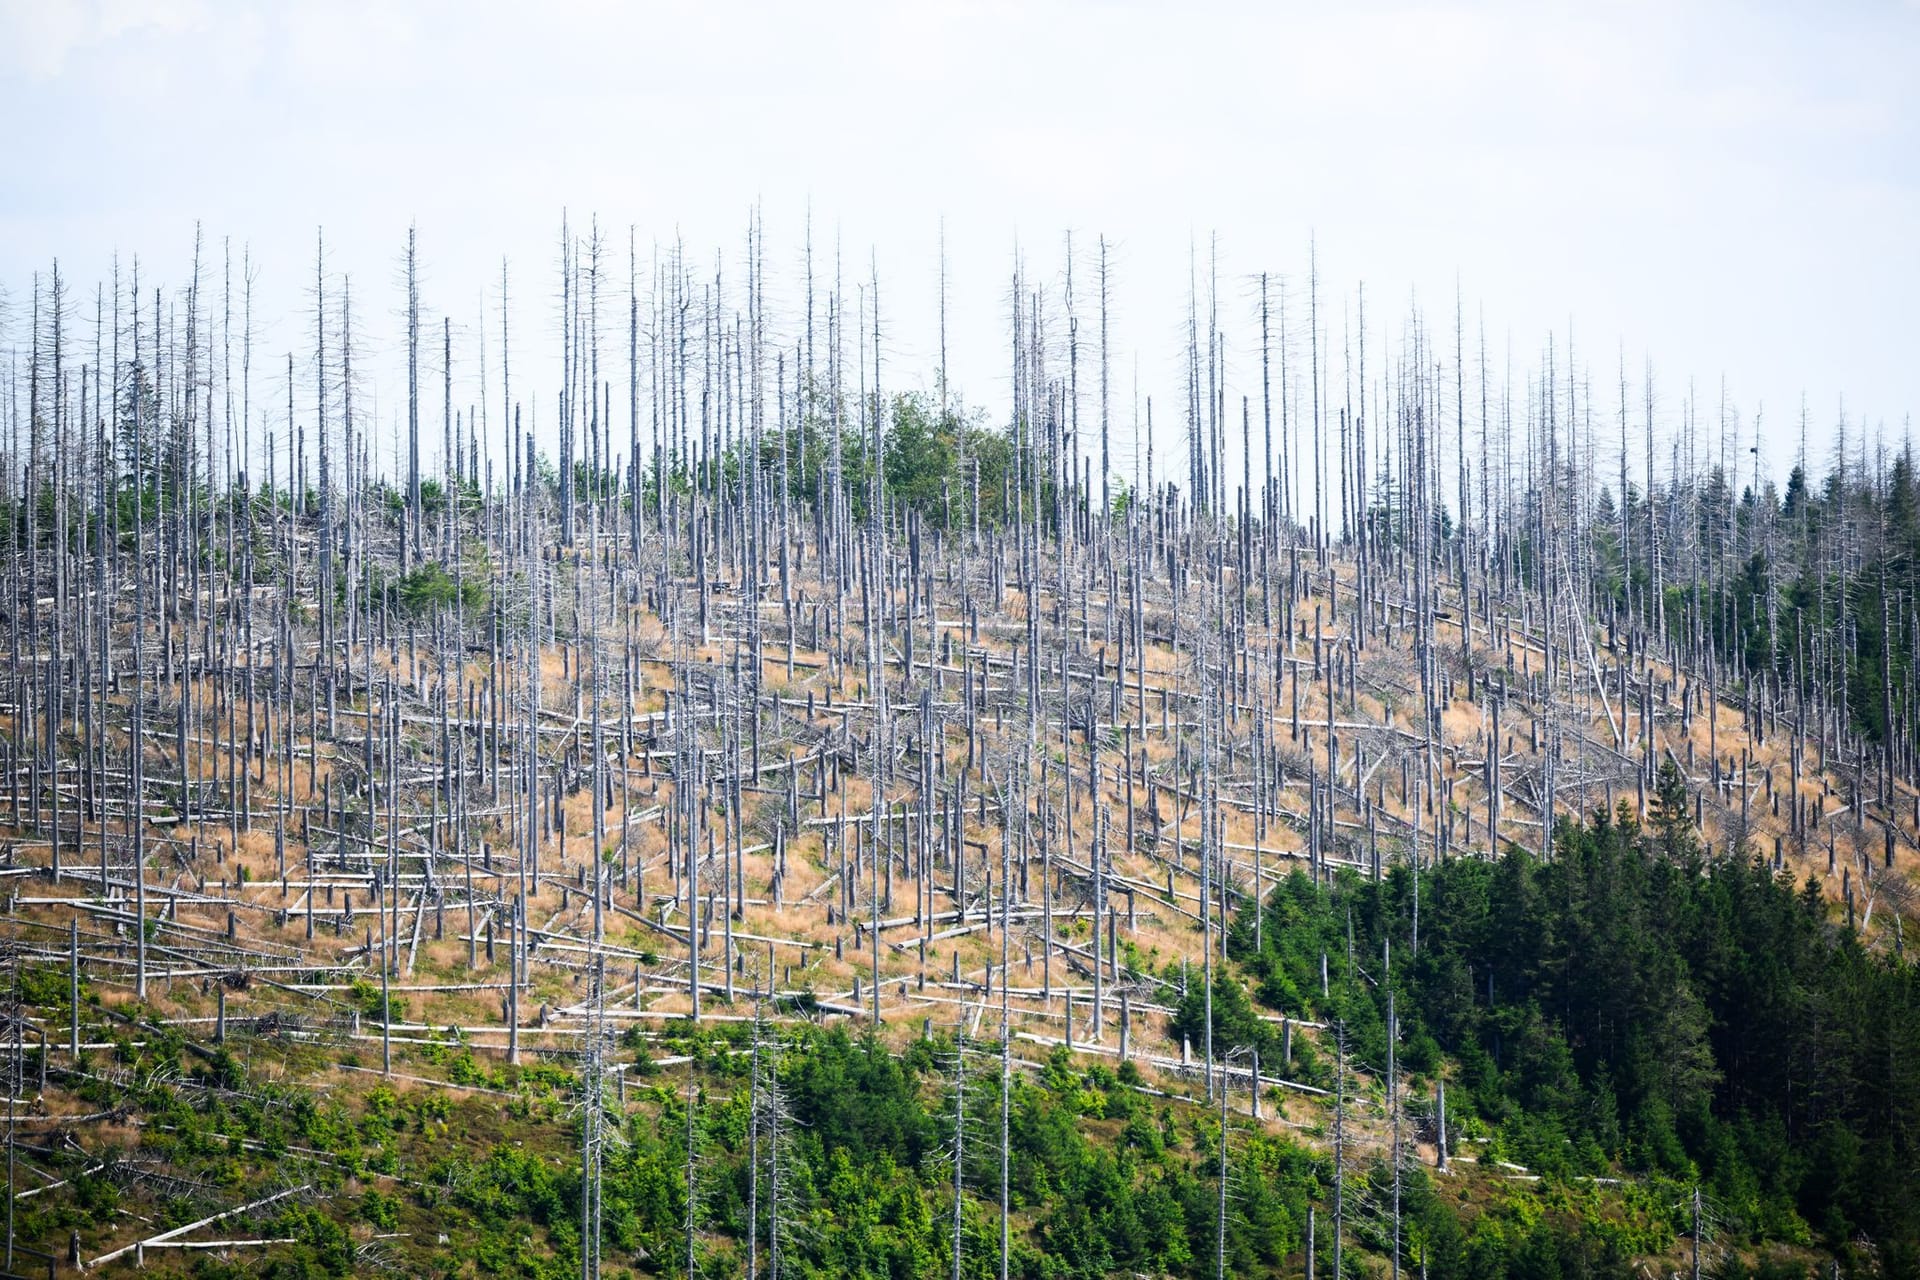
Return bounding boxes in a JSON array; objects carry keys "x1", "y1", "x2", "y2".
[{"x1": 0, "y1": 230, "x2": 1913, "y2": 1277}]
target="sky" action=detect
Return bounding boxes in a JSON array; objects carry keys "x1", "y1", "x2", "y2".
[{"x1": 2, "y1": 0, "x2": 1917, "y2": 496}]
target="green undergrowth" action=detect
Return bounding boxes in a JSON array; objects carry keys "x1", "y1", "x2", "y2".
[{"x1": 1, "y1": 1006, "x2": 1741, "y2": 1280}]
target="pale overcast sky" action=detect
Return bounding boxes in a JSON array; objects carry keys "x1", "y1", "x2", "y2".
[{"x1": 2, "y1": 0, "x2": 1916, "y2": 491}]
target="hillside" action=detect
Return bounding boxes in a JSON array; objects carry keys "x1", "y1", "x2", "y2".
[{"x1": 0, "y1": 237, "x2": 1916, "y2": 1280}]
